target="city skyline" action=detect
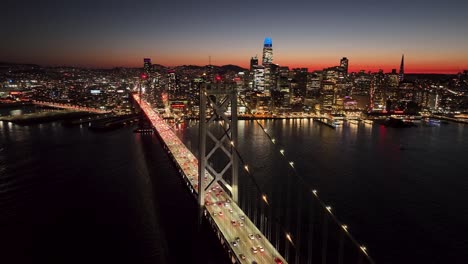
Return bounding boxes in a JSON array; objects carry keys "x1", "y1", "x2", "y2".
[{"x1": 2, "y1": 0, "x2": 468, "y2": 73}]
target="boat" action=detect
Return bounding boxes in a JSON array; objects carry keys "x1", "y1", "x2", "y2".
[
  {"x1": 363, "y1": 119, "x2": 373, "y2": 124},
  {"x1": 334, "y1": 120, "x2": 343, "y2": 125},
  {"x1": 384, "y1": 117, "x2": 416, "y2": 128},
  {"x1": 349, "y1": 120, "x2": 359, "y2": 125},
  {"x1": 428, "y1": 119, "x2": 441, "y2": 125}
]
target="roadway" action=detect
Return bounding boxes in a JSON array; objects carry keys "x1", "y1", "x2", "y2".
[
  {"x1": 133, "y1": 93, "x2": 286, "y2": 264},
  {"x1": 32, "y1": 100, "x2": 110, "y2": 114}
]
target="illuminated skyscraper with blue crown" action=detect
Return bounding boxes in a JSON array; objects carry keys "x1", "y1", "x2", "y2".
[
  {"x1": 261, "y1": 38, "x2": 274, "y2": 90},
  {"x1": 262, "y1": 38, "x2": 273, "y2": 66}
]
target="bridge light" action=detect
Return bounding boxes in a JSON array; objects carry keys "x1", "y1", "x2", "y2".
[
  {"x1": 312, "y1": 189, "x2": 318, "y2": 196},
  {"x1": 341, "y1": 224, "x2": 348, "y2": 231},
  {"x1": 280, "y1": 149, "x2": 284, "y2": 155},
  {"x1": 230, "y1": 141, "x2": 234, "y2": 146},
  {"x1": 264, "y1": 128, "x2": 268, "y2": 132},
  {"x1": 286, "y1": 233, "x2": 293, "y2": 243},
  {"x1": 326, "y1": 206, "x2": 332, "y2": 213},
  {"x1": 272, "y1": 138, "x2": 276, "y2": 144},
  {"x1": 289, "y1": 161, "x2": 294, "y2": 167},
  {"x1": 360, "y1": 246, "x2": 368, "y2": 254},
  {"x1": 262, "y1": 195, "x2": 268, "y2": 204},
  {"x1": 244, "y1": 165, "x2": 249, "y2": 172}
]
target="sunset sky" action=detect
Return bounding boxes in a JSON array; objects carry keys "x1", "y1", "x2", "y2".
[{"x1": 2, "y1": 0, "x2": 467, "y2": 73}]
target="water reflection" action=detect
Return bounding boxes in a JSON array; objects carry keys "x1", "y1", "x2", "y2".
[{"x1": 10, "y1": 109, "x2": 23, "y2": 116}]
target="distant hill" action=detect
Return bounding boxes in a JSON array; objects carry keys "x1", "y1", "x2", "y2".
[
  {"x1": 0, "y1": 62, "x2": 40, "y2": 68},
  {"x1": 174, "y1": 64, "x2": 246, "y2": 72},
  {"x1": 219, "y1": 64, "x2": 247, "y2": 73}
]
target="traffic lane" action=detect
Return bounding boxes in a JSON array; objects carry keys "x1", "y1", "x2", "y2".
[{"x1": 207, "y1": 191, "x2": 280, "y2": 264}]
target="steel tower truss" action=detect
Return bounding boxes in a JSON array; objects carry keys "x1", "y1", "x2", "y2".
[{"x1": 198, "y1": 83, "x2": 239, "y2": 209}]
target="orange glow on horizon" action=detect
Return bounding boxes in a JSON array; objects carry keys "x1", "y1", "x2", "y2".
[{"x1": 32, "y1": 54, "x2": 468, "y2": 74}]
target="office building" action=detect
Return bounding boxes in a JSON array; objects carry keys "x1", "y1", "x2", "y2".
[
  {"x1": 144, "y1": 58, "x2": 152, "y2": 74},
  {"x1": 399, "y1": 54, "x2": 405, "y2": 82},
  {"x1": 340, "y1": 57, "x2": 349, "y2": 75},
  {"x1": 250, "y1": 56, "x2": 258, "y2": 71},
  {"x1": 262, "y1": 38, "x2": 273, "y2": 66}
]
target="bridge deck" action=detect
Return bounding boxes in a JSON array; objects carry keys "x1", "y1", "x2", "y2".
[
  {"x1": 33, "y1": 100, "x2": 111, "y2": 114},
  {"x1": 133, "y1": 94, "x2": 287, "y2": 264}
]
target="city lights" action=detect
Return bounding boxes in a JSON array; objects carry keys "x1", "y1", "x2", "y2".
[{"x1": 4, "y1": 3, "x2": 467, "y2": 264}]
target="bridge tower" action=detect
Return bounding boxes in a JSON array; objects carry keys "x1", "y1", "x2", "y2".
[{"x1": 198, "y1": 82, "x2": 239, "y2": 211}]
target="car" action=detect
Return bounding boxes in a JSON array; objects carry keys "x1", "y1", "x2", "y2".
[
  {"x1": 239, "y1": 254, "x2": 246, "y2": 260},
  {"x1": 232, "y1": 241, "x2": 238, "y2": 247},
  {"x1": 235, "y1": 237, "x2": 240, "y2": 243},
  {"x1": 224, "y1": 202, "x2": 229, "y2": 207},
  {"x1": 248, "y1": 233, "x2": 255, "y2": 240},
  {"x1": 218, "y1": 211, "x2": 223, "y2": 216},
  {"x1": 226, "y1": 199, "x2": 231, "y2": 203},
  {"x1": 251, "y1": 247, "x2": 258, "y2": 254},
  {"x1": 255, "y1": 234, "x2": 262, "y2": 239},
  {"x1": 240, "y1": 215, "x2": 245, "y2": 220},
  {"x1": 213, "y1": 212, "x2": 218, "y2": 216},
  {"x1": 231, "y1": 220, "x2": 236, "y2": 226},
  {"x1": 274, "y1": 257, "x2": 283, "y2": 264},
  {"x1": 239, "y1": 221, "x2": 244, "y2": 227},
  {"x1": 257, "y1": 245, "x2": 264, "y2": 252},
  {"x1": 228, "y1": 209, "x2": 233, "y2": 213}
]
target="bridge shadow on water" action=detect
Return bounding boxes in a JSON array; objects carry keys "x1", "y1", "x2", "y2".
[{"x1": 138, "y1": 133, "x2": 229, "y2": 264}]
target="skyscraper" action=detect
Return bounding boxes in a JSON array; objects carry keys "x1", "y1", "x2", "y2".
[
  {"x1": 399, "y1": 54, "x2": 404, "y2": 82},
  {"x1": 340, "y1": 57, "x2": 349, "y2": 75},
  {"x1": 262, "y1": 38, "x2": 273, "y2": 66},
  {"x1": 143, "y1": 58, "x2": 152, "y2": 74},
  {"x1": 250, "y1": 56, "x2": 258, "y2": 71},
  {"x1": 261, "y1": 38, "x2": 273, "y2": 90}
]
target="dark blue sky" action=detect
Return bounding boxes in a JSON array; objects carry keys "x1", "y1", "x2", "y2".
[{"x1": 1, "y1": 0, "x2": 467, "y2": 72}]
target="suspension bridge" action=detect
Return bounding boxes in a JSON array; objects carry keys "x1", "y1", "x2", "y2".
[{"x1": 131, "y1": 82, "x2": 375, "y2": 264}]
